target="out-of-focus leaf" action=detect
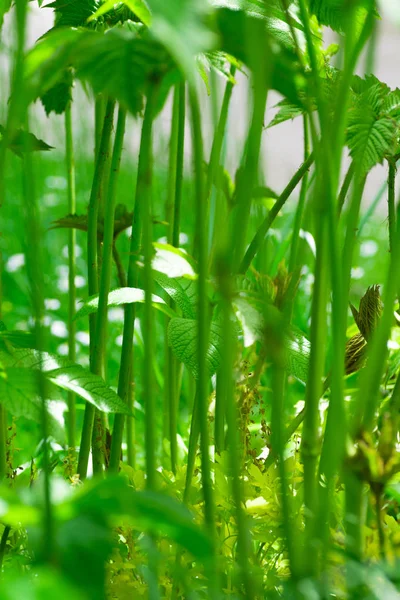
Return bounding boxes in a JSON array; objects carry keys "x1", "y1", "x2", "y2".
[
  {"x1": 24, "y1": 28, "x2": 174, "y2": 117},
  {"x1": 0, "y1": 125, "x2": 54, "y2": 157},
  {"x1": 152, "y1": 243, "x2": 196, "y2": 278},
  {"x1": 216, "y1": 8, "x2": 306, "y2": 106},
  {"x1": 74, "y1": 287, "x2": 178, "y2": 320},
  {"x1": 0, "y1": 348, "x2": 130, "y2": 415},
  {"x1": 0, "y1": 367, "x2": 65, "y2": 440},
  {"x1": 73, "y1": 476, "x2": 213, "y2": 559},
  {"x1": 40, "y1": 70, "x2": 73, "y2": 116},
  {"x1": 146, "y1": 0, "x2": 214, "y2": 83}
]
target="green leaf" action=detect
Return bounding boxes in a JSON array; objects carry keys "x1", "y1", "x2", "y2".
[
  {"x1": 73, "y1": 476, "x2": 212, "y2": 558},
  {"x1": 309, "y1": 0, "x2": 378, "y2": 34},
  {"x1": 74, "y1": 287, "x2": 177, "y2": 320},
  {"x1": 216, "y1": 8, "x2": 305, "y2": 105},
  {"x1": 0, "y1": 125, "x2": 54, "y2": 157},
  {"x1": 383, "y1": 89, "x2": 400, "y2": 120},
  {"x1": 24, "y1": 28, "x2": 174, "y2": 117},
  {"x1": 0, "y1": 348, "x2": 130, "y2": 415},
  {"x1": 0, "y1": 367, "x2": 65, "y2": 440},
  {"x1": 167, "y1": 318, "x2": 223, "y2": 378},
  {"x1": 347, "y1": 83, "x2": 397, "y2": 173},
  {"x1": 74, "y1": 30, "x2": 172, "y2": 116},
  {"x1": 0, "y1": 329, "x2": 36, "y2": 349},
  {"x1": 122, "y1": 0, "x2": 152, "y2": 26},
  {"x1": 46, "y1": 0, "x2": 100, "y2": 27},
  {"x1": 40, "y1": 70, "x2": 73, "y2": 116},
  {"x1": 153, "y1": 271, "x2": 196, "y2": 319},
  {"x1": 233, "y1": 295, "x2": 310, "y2": 383},
  {"x1": 267, "y1": 98, "x2": 306, "y2": 128},
  {"x1": 146, "y1": 0, "x2": 214, "y2": 83},
  {"x1": 87, "y1": 0, "x2": 152, "y2": 26},
  {"x1": 152, "y1": 243, "x2": 196, "y2": 277}
]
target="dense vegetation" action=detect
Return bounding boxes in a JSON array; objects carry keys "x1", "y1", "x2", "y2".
[{"x1": 1, "y1": 0, "x2": 400, "y2": 597}]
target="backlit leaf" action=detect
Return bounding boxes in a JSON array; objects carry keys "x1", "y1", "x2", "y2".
[{"x1": 74, "y1": 287, "x2": 177, "y2": 320}]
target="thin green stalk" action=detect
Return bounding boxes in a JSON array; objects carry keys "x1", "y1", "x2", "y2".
[
  {"x1": 217, "y1": 258, "x2": 256, "y2": 598},
  {"x1": 239, "y1": 152, "x2": 315, "y2": 274},
  {"x1": 22, "y1": 143, "x2": 53, "y2": 561},
  {"x1": 172, "y1": 81, "x2": 186, "y2": 249},
  {"x1": 214, "y1": 372, "x2": 224, "y2": 455},
  {"x1": 126, "y1": 363, "x2": 135, "y2": 468},
  {"x1": 93, "y1": 106, "x2": 126, "y2": 477},
  {"x1": 344, "y1": 472, "x2": 364, "y2": 561},
  {"x1": 288, "y1": 116, "x2": 310, "y2": 275},
  {"x1": 77, "y1": 98, "x2": 116, "y2": 480},
  {"x1": 142, "y1": 117, "x2": 156, "y2": 491},
  {"x1": 109, "y1": 89, "x2": 158, "y2": 473},
  {"x1": 163, "y1": 85, "x2": 180, "y2": 456},
  {"x1": 353, "y1": 199, "x2": 400, "y2": 435},
  {"x1": 183, "y1": 389, "x2": 200, "y2": 504},
  {"x1": 0, "y1": 406, "x2": 6, "y2": 480},
  {"x1": 269, "y1": 340, "x2": 301, "y2": 579},
  {"x1": 166, "y1": 84, "x2": 180, "y2": 241},
  {"x1": 206, "y1": 66, "x2": 235, "y2": 202},
  {"x1": 388, "y1": 159, "x2": 396, "y2": 253},
  {"x1": 0, "y1": 524, "x2": 10, "y2": 572},
  {"x1": 231, "y1": 90, "x2": 268, "y2": 274},
  {"x1": 165, "y1": 81, "x2": 185, "y2": 474},
  {"x1": 65, "y1": 99, "x2": 77, "y2": 452},
  {"x1": 300, "y1": 216, "x2": 329, "y2": 569},
  {"x1": 189, "y1": 89, "x2": 218, "y2": 593},
  {"x1": 337, "y1": 161, "x2": 355, "y2": 217},
  {"x1": 317, "y1": 170, "x2": 367, "y2": 569}
]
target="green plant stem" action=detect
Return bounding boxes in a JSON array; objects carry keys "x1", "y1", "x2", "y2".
[
  {"x1": 374, "y1": 488, "x2": 386, "y2": 560},
  {"x1": 65, "y1": 100, "x2": 77, "y2": 451},
  {"x1": 189, "y1": 86, "x2": 217, "y2": 568},
  {"x1": 337, "y1": 161, "x2": 355, "y2": 217},
  {"x1": 172, "y1": 82, "x2": 186, "y2": 249},
  {"x1": 166, "y1": 81, "x2": 185, "y2": 474},
  {"x1": 22, "y1": 147, "x2": 53, "y2": 562},
  {"x1": 300, "y1": 217, "x2": 328, "y2": 568},
  {"x1": 352, "y1": 202, "x2": 400, "y2": 435},
  {"x1": 112, "y1": 243, "x2": 127, "y2": 287},
  {"x1": 231, "y1": 90, "x2": 268, "y2": 274},
  {"x1": 163, "y1": 85, "x2": 180, "y2": 458},
  {"x1": 344, "y1": 472, "x2": 364, "y2": 561},
  {"x1": 0, "y1": 406, "x2": 6, "y2": 480},
  {"x1": 388, "y1": 159, "x2": 396, "y2": 253},
  {"x1": 239, "y1": 152, "x2": 315, "y2": 274},
  {"x1": 142, "y1": 121, "x2": 156, "y2": 492},
  {"x1": 288, "y1": 116, "x2": 310, "y2": 275},
  {"x1": 217, "y1": 258, "x2": 256, "y2": 598},
  {"x1": 77, "y1": 98, "x2": 116, "y2": 480},
  {"x1": 183, "y1": 389, "x2": 200, "y2": 504},
  {"x1": 109, "y1": 89, "x2": 157, "y2": 473},
  {"x1": 0, "y1": 524, "x2": 10, "y2": 572},
  {"x1": 206, "y1": 66, "x2": 235, "y2": 202}
]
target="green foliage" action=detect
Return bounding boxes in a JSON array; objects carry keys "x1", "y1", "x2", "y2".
[
  {"x1": 46, "y1": 0, "x2": 100, "y2": 27},
  {"x1": 75, "y1": 286, "x2": 177, "y2": 319},
  {"x1": 168, "y1": 317, "x2": 223, "y2": 378},
  {"x1": 3, "y1": 0, "x2": 400, "y2": 597},
  {"x1": 309, "y1": 0, "x2": 377, "y2": 33}
]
